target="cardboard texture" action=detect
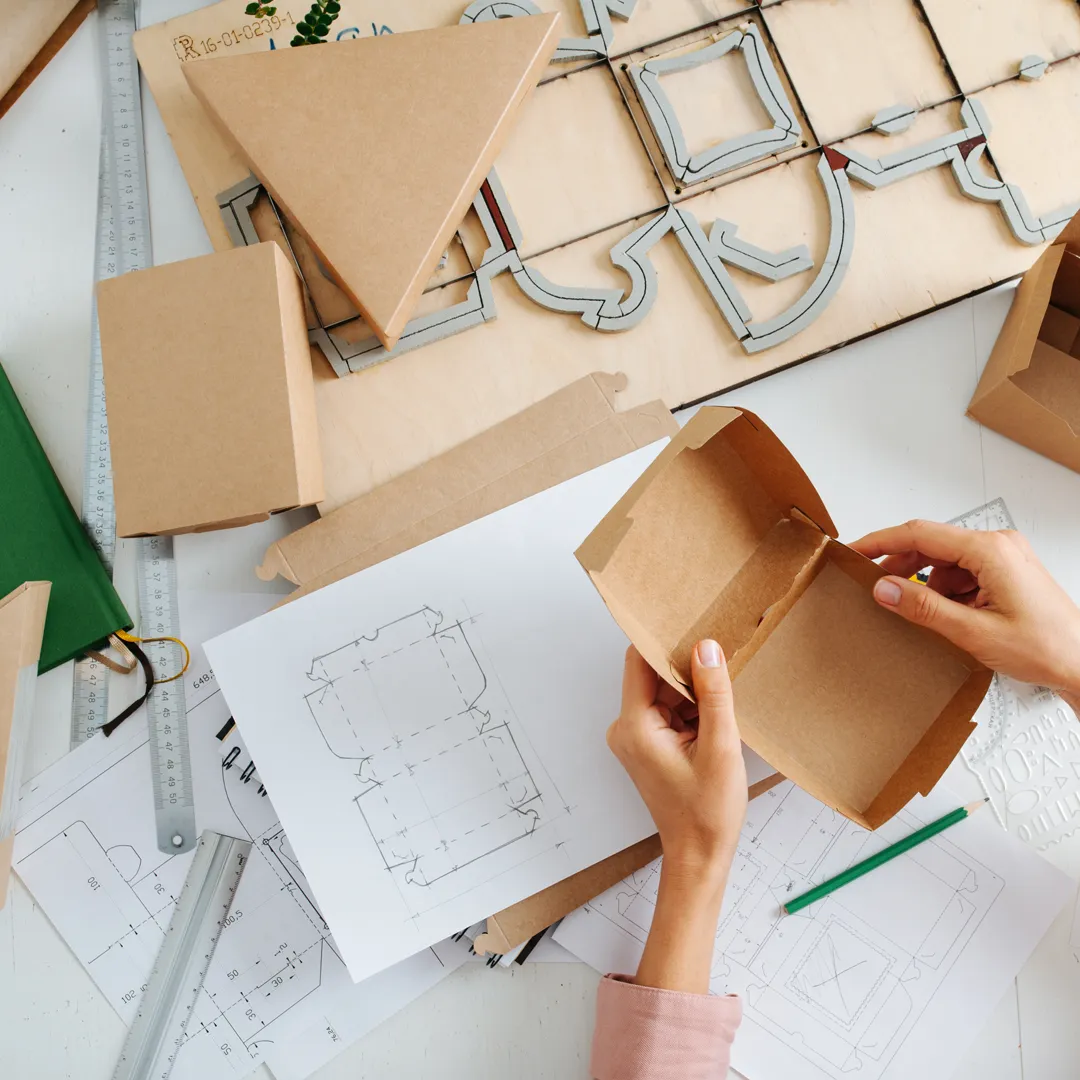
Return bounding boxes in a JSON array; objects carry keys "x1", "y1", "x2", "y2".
[
  {"x1": 0, "y1": 581, "x2": 50, "y2": 909},
  {"x1": 183, "y1": 14, "x2": 561, "y2": 349},
  {"x1": 96, "y1": 242, "x2": 324, "y2": 537},
  {"x1": 577, "y1": 407, "x2": 992, "y2": 831},
  {"x1": 969, "y1": 212, "x2": 1080, "y2": 474},
  {"x1": 259, "y1": 372, "x2": 676, "y2": 597},
  {"x1": 0, "y1": 0, "x2": 93, "y2": 120},
  {"x1": 259, "y1": 373, "x2": 783, "y2": 953},
  {"x1": 134, "y1": 1, "x2": 1080, "y2": 510}
]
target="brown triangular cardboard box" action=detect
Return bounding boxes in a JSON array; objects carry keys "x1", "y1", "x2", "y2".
[
  {"x1": 578, "y1": 407, "x2": 992, "y2": 830},
  {"x1": 183, "y1": 13, "x2": 561, "y2": 350},
  {"x1": 968, "y1": 211, "x2": 1080, "y2": 473},
  {"x1": 0, "y1": 581, "x2": 50, "y2": 909}
]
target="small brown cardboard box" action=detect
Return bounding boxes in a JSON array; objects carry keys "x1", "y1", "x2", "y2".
[
  {"x1": 97, "y1": 243, "x2": 324, "y2": 537},
  {"x1": 577, "y1": 407, "x2": 992, "y2": 830},
  {"x1": 968, "y1": 216, "x2": 1080, "y2": 473},
  {"x1": 0, "y1": 581, "x2": 50, "y2": 908}
]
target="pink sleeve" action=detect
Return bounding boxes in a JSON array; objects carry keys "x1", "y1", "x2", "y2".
[{"x1": 590, "y1": 974, "x2": 741, "y2": 1080}]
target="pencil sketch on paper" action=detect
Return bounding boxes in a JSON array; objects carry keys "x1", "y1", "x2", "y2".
[
  {"x1": 558, "y1": 781, "x2": 1005, "y2": 1080},
  {"x1": 11, "y1": 678, "x2": 460, "y2": 1080},
  {"x1": 303, "y1": 606, "x2": 565, "y2": 915}
]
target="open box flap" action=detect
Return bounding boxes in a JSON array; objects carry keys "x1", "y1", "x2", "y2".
[
  {"x1": 972, "y1": 244, "x2": 1063, "y2": 398},
  {"x1": 577, "y1": 407, "x2": 836, "y2": 695}
]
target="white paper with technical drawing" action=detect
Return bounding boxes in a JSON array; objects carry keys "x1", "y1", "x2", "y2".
[
  {"x1": 555, "y1": 780, "x2": 1072, "y2": 1080},
  {"x1": 11, "y1": 593, "x2": 468, "y2": 1080},
  {"x1": 203, "y1": 443, "x2": 680, "y2": 982}
]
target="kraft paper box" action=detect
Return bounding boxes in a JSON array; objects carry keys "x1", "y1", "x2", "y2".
[
  {"x1": 968, "y1": 213, "x2": 1080, "y2": 474},
  {"x1": 258, "y1": 372, "x2": 782, "y2": 955},
  {"x1": 97, "y1": 243, "x2": 324, "y2": 537},
  {"x1": 0, "y1": 581, "x2": 50, "y2": 908},
  {"x1": 577, "y1": 406, "x2": 992, "y2": 831}
]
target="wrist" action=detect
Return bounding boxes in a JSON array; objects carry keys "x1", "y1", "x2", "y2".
[{"x1": 659, "y1": 846, "x2": 733, "y2": 909}]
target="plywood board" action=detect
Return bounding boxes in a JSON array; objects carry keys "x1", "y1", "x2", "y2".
[
  {"x1": 762, "y1": 0, "x2": 957, "y2": 143},
  {"x1": 313, "y1": 142, "x2": 1050, "y2": 509},
  {"x1": 921, "y1": 0, "x2": 1080, "y2": 93},
  {"x1": 135, "y1": 0, "x2": 1080, "y2": 509},
  {"x1": 184, "y1": 15, "x2": 561, "y2": 348},
  {"x1": 494, "y1": 62, "x2": 665, "y2": 257},
  {"x1": 613, "y1": 18, "x2": 812, "y2": 200},
  {"x1": 973, "y1": 57, "x2": 1080, "y2": 223}
]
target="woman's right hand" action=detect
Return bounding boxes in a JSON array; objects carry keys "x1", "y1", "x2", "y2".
[{"x1": 851, "y1": 520, "x2": 1080, "y2": 706}]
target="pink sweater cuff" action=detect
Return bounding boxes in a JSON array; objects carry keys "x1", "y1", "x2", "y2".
[{"x1": 591, "y1": 974, "x2": 741, "y2": 1080}]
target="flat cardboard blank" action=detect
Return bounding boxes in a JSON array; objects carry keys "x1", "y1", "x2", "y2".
[{"x1": 183, "y1": 14, "x2": 561, "y2": 349}]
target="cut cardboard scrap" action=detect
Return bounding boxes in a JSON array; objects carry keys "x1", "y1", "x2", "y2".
[
  {"x1": 969, "y1": 211, "x2": 1080, "y2": 472},
  {"x1": 577, "y1": 407, "x2": 992, "y2": 830},
  {"x1": 0, "y1": 581, "x2": 49, "y2": 909},
  {"x1": 184, "y1": 13, "x2": 562, "y2": 350},
  {"x1": 260, "y1": 372, "x2": 675, "y2": 596},
  {"x1": 96, "y1": 242, "x2": 324, "y2": 537}
]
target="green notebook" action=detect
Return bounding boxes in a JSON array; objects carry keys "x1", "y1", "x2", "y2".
[{"x1": 0, "y1": 361, "x2": 131, "y2": 673}]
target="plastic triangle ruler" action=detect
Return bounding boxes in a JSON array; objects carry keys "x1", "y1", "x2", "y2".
[{"x1": 112, "y1": 831, "x2": 251, "y2": 1080}]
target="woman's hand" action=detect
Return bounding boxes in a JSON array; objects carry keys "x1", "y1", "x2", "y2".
[
  {"x1": 607, "y1": 641, "x2": 747, "y2": 993},
  {"x1": 852, "y1": 520, "x2": 1080, "y2": 709}
]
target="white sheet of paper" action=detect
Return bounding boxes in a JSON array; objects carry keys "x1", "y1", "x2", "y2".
[
  {"x1": 12, "y1": 592, "x2": 468, "y2": 1080},
  {"x1": 204, "y1": 444, "x2": 674, "y2": 982},
  {"x1": 555, "y1": 781, "x2": 1073, "y2": 1080}
]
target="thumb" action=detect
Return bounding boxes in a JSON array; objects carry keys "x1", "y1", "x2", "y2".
[
  {"x1": 691, "y1": 640, "x2": 741, "y2": 759},
  {"x1": 871, "y1": 575, "x2": 984, "y2": 652}
]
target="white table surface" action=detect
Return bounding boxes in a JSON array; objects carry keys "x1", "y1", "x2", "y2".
[{"x1": 4, "y1": 9, "x2": 1080, "y2": 1079}]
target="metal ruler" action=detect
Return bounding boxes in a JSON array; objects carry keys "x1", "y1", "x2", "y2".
[
  {"x1": 113, "y1": 831, "x2": 250, "y2": 1080},
  {"x1": 72, "y1": 0, "x2": 197, "y2": 856}
]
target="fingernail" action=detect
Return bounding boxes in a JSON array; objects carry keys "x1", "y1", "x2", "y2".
[
  {"x1": 698, "y1": 639, "x2": 723, "y2": 667},
  {"x1": 874, "y1": 578, "x2": 903, "y2": 607}
]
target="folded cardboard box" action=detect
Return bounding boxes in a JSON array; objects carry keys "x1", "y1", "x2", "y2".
[
  {"x1": 0, "y1": 581, "x2": 50, "y2": 908},
  {"x1": 260, "y1": 373, "x2": 783, "y2": 954},
  {"x1": 97, "y1": 242, "x2": 323, "y2": 537},
  {"x1": 969, "y1": 215, "x2": 1080, "y2": 473},
  {"x1": 577, "y1": 407, "x2": 992, "y2": 830}
]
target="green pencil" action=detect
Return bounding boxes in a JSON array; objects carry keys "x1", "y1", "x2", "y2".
[{"x1": 782, "y1": 798, "x2": 988, "y2": 915}]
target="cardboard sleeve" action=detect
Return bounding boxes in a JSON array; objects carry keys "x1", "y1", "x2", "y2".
[{"x1": 577, "y1": 407, "x2": 992, "y2": 831}]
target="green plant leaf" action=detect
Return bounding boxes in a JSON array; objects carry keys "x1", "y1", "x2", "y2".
[
  {"x1": 326, "y1": 0, "x2": 340, "y2": 11},
  {"x1": 266, "y1": 5, "x2": 276, "y2": 13},
  {"x1": 290, "y1": 34, "x2": 305, "y2": 44},
  {"x1": 245, "y1": 2, "x2": 259, "y2": 12},
  {"x1": 296, "y1": 19, "x2": 310, "y2": 31},
  {"x1": 306, "y1": 33, "x2": 321, "y2": 42}
]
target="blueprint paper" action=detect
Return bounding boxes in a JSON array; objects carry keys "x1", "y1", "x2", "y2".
[
  {"x1": 12, "y1": 593, "x2": 467, "y2": 1080},
  {"x1": 554, "y1": 781, "x2": 1073, "y2": 1080},
  {"x1": 204, "y1": 443, "x2": 674, "y2": 982}
]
